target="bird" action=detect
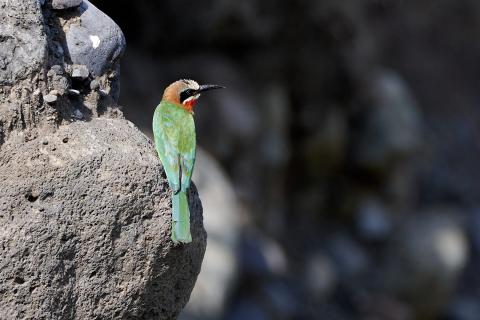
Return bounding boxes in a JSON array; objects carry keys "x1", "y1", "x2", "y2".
[{"x1": 153, "y1": 79, "x2": 224, "y2": 243}]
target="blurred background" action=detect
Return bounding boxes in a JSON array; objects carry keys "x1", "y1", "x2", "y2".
[{"x1": 97, "y1": 1, "x2": 480, "y2": 319}]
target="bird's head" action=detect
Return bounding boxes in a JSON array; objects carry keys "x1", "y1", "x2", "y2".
[{"x1": 162, "y1": 79, "x2": 224, "y2": 113}]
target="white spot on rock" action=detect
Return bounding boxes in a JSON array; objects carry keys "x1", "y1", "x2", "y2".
[{"x1": 89, "y1": 35, "x2": 101, "y2": 49}]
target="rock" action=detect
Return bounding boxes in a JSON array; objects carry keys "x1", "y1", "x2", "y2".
[
  {"x1": 65, "y1": 0, "x2": 126, "y2": 76},
  {"x1": 239, "y1": 230, "x2": 288, "y2": 277},
  {"x1": 447, "y1": 297, "x2": 480, "y2": 320},
  {"x1": 52, "y1": 0, "x2": 82, "y2": 9},
  {"x1": 0, "y1": 0, "x2": 46, "y2": 85},
  {"x1": 43, "y1": 93, "x2": 58, "y2": 104},
  {"x1": 259, "y1": 84, "x2": 290, "y2": 167},
  {"x1": 304, "y1": 252, "x2": 337, "y2": 299},
  {"x1": 90, "y1": 79, "x2": 100, "y2": 90},
  {"x1": 180, "y1": 149, "x2": 241, "y2": 320},
  {"x1": 384, "y1": 211, "x2": 468, "y2": 316},
  {"x1": 302, "y1": 107, "x2": 348, "y2": 173},
  {"x1": 71, "y1": 64, "x2": 89, "y2": 79},
  {"x1": 0, "y1": 118, "x2": 207, "y2": 319},
  {"x1": 363, "y1": 295, "x2": 414, "y2": 320},
  {"x1": 0, "y1": 1, "x2": 207, "y2": 319},
  {"x1": 355, "y1": 197, "x2": 392, "y2": 241},
  {"x1": 73, "y1": 109, "x2": 84, "y2": 119},
  {"x1": 47, "y1": 65, "x2": 70, "y2": 95},
  {"x1": 226, "y1": 299, "x2": 269, "y2": 320},
  {"x1": 354, "y1": 69, "x2": 422, "y2": 172},
  {"x1": 327, "y1": 233, "x2": 370, "y2": 278},
  {"x1": 468, "y1": 207, "x2": 480, "y2": 253},
  {"x1": 262, "y1": 281, "x2": 300, "y2": 318}
]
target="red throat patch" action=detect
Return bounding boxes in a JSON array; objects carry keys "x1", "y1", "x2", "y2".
[{"x1": 183, "y1": 99, "x2": 197, "y2": 113}]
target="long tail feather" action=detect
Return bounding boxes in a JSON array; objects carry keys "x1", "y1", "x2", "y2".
[{"x1": 171, "y1": 191, "x2": 192, "y2": 243}]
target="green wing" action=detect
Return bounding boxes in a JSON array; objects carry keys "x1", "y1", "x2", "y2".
[
  {"x1": 153, "y1": 101, "x2": 196, "y2": 192},
  {"x1": 153, "y1": 102, "x2": 181, "y2": 191},
  {"x1": 178, "y1": 118, "x2": 196, "y2": 191}
]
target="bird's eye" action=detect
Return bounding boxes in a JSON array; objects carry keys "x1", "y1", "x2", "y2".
[{"x1": 180, "y1": 89, "x2": 195, "y2": 103}]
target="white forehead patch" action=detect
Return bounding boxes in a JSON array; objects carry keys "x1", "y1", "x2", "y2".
[{"x1": 181, "y1": 79, "x2": 200, "y2": 90}]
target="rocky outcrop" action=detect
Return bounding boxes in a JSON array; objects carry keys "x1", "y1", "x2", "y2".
[{"x1": 0, "y1": 1, "x2": 206, "y2": 319}]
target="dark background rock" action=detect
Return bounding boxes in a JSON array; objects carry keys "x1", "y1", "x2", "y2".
[
  {"x1": 89, "y1": 0, "x2": 480, "y2": 318},
  {"x1": 180, "y1": 149, "x2": 240, "y2": 320},
  {"x1": 0, "y1": 0, "x2": 206, "y2": 319}
]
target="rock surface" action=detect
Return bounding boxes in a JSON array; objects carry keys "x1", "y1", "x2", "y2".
[
  {"x1": 384, "y1": 211, "x2": 468, "y2": 316},
  {"x1": 0, "y1": 0, "x2": 46, "y2": 85},
  {"x1": 0, "y1": 0, "x2": 207, "y2": 319},
  {"x1": 71, "y1": 64, "x2": 90, "y2": 79},
  {"x1": 65, "y1": 0, "x2": 126, "y2": 77},
  {"x1": 0, "y1": 119, "x2": 206, "y2": 319},
  {"x1": 52, "y1": 0, "x2": 83, "y2": 10},
  {"x1": 353, "y1": 69, "x2": 422, "y2": 172}
]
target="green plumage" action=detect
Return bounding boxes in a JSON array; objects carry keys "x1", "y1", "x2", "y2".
[{"x1": 153, "y1": 101, "x2": 196, "y2": 243}]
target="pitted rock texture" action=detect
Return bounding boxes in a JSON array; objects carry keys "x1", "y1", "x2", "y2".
[
  {"x1": 0, "y1": 119, "x2": 207, "y2": 319},
  {"x1": 0, "y1": 0, "x2": 46, "y2": 85},
  {"x1": 0, "y1": 0, "x2": 207, "y2": 319}
]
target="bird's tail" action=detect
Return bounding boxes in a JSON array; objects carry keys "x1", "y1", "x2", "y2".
[{"x1": 171, "y1": 191, "x2": 192, "y2": 243}]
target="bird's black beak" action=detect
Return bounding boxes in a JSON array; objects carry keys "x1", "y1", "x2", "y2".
[{"x1": 197, "y1": 84, "x2": 225, "y2": 93}]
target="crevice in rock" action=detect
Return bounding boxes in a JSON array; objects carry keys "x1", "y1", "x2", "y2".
[
  {"x1": 25, "y1": 192, "x2": 39, "y2": 203},
  {"x1": 13, "y1": 276, "x2": 25, "y2": 285}
]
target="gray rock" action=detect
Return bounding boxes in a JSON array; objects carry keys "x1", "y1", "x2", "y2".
[
  {"x1": 90, "y1": 78, "x2": 100, "y2": 90},
  {"x1": 47, "y1": 65, "x2": 70, "y2": 96},
  {"x1": 355, "y1": 197, "x2": 392, "y2": 241},
  {"x1": 354, "y1": 69, "x2": 422, "y2": 171},
  {"x1": 260, "y1": 84, "x2": 290, "y2": 167},
  {"x1": 239, "y1": 231, "x2": 288, "y2": 277},
  {"x1": 65, "y1": 0, "x2": 126, "y2": 76},
  {"x1": 0, "y1": 0, "x2": 46, "y2": 85},
  {"x1": 468, "y1": 207, "x2": 480, "y2": 253},
  {"x1": 362, "y1": 296, "x2": 414, "y2": 320},
  {"x1": 448, "y1": 297, "x2": 480, "y2": 320},
  {"x1": 384, "y1": 211, "x2": 468, "y2": 316},
  {"x1": 328, "y1": 233, "x2": 370, "y2": 278},
  {"x1": 71, "y1": 64, "x2": 89, "y2": 79},
  {"x1": 0, "y1": 1, "x2": 207, "y2": 318},
  {"x1": 52, "y1": 0, "x2": 82, "y2": 9},
  {"x1": 0, "y1": 118, "x2": 206, "y2": 319},
  {"x1": 73, "y1": 109, "x2": 84, "y2": 119},
  {"x1": 302, "y1": 108, "x2": 348, "y2": 172},
  {"x1": 227, "y1": 299, "x2": 269, "y2": 320},
  {"x1": 262, "y1": 281, "x2": 300, "y2": 318},
  {"x1": 43, "y1": 93, "x2": 58, "y2": 104},
  {"x1": 304, "y1": 252, "x2": 337, "y2": 299}
]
